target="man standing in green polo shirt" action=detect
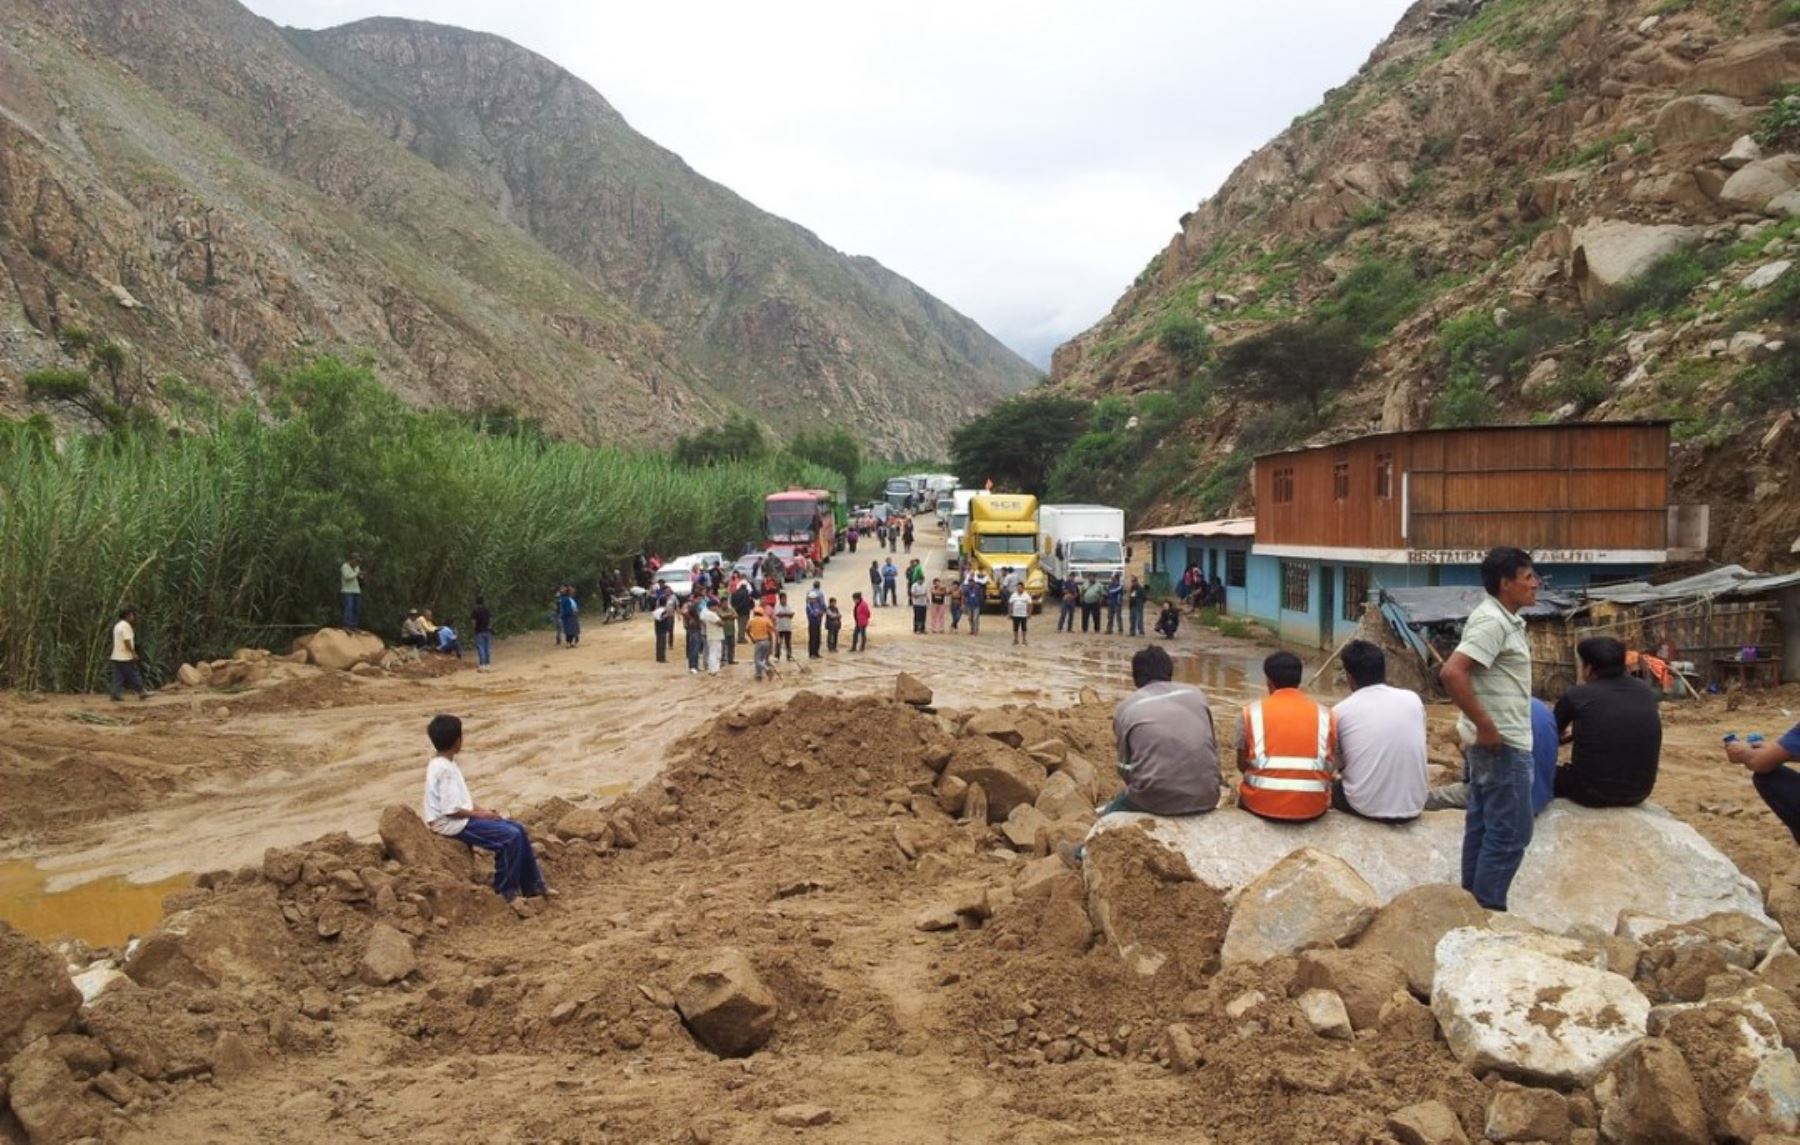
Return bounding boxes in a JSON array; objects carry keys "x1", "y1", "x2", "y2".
[{"x1": 1440, "y1": 547, "x2": 1538, "y2": 911}]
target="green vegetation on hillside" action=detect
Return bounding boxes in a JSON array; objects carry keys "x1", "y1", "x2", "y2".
[{"x1": 0, "y1": 357, "x2": 837, "y2": 693}]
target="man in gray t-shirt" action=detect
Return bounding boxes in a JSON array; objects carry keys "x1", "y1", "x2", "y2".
[
  {"x1": 1440, "y1": 546, "x2": 1539, "y2": 912},
  {"x1": 1106, "y1": 645, "x2": 1221, "y2": 816}
]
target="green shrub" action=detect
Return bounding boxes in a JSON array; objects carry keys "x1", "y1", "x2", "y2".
[
  {"x1": 1349, "y1": 201, "x2": 1390, "y2": 229},
  {"x1": 1221, "y1": 321, "x2": 1370, "y2": 414},
  {"x1": 1313, "y1": 258, "x2": 1431, "y2": 344},
  {"x1": 1217, "y1": 617, "x2": 1252, "y2": 640},
  {"x1": 1602, "y1": 248, "x2": 1722, "y2": 318},
  {"x1": 0, "y1": 356, "x2": 841, "y2": 692},
  {"x1": 1433, "y1": 373, "x2": 1499, "y2": 427},
  {"x1": 1156, "y1": 313, "x2": 1212, "y2": 368},
  {"x1": 1760, "y1": 86, "x2": 1800, "y2": 149},
  {"x1": 1779, "y1": 1, "x2": 1800, "y2": 26},
  {"x1": 1741, "y1": 343, "x2": 1800, "y2": 415},
  {"x1": 1552, "y1": 367, "x2": 1609, "y2": 411}
]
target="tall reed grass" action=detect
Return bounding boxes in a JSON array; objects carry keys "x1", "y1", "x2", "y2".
[{"x1": 0, "y1": 357, "x2": 837, "y2": 692}]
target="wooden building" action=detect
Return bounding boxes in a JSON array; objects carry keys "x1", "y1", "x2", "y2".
[{"x1": 1242, "y1": 423, "x2": 1698, "y2": 648}]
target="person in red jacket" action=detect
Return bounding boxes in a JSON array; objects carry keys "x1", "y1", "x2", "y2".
[{"x1": 851, "y1": 592, "x2": 872, "y2": 652}]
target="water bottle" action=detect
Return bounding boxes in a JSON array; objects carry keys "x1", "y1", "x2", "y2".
[
  {"x1": 1749, "y1": 733, "x2": 1766, "y2": 748},
  {"x1": 1724, "y1": 733, "x2": 1740, "y2": 745}
]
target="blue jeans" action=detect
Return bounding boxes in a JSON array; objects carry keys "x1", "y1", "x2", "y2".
[
  {"x1": 1129, "y1": 602, "x2": 1146, "y2": 636},
  {"x1": 457, "y1": 818, "x2": 547, "y2": 900},
  {"x1": 1754, "y1": 766, "x2": 1800, "y2": 844},
  {"x1": 1461, "y1": 743, "x2": 1536, "y2": 911},
  {"x1": 342, "y1": 592, "x2": 361, "y2": 630},
  {"x1": 475, "y1": 632, "x2": 491, "y2": 667},
  {"x1": 686, "y1": 629, "x2": 704, "y2": 671},
  {"x1": 1058, "y1": 599, "x2": 1075, "y2": 631}
]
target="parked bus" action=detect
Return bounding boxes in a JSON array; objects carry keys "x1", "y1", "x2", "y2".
[{"x1": 764, "y1": 488, "x2": 839, "y2": 568}]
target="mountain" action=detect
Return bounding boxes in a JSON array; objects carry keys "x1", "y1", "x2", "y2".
[
  {"x1": 0, "y1": 0, "x2": 1036, "y2": 454},
  {"x1": 1050, "y1": 0, "x2": 1800, "y2": 563}
]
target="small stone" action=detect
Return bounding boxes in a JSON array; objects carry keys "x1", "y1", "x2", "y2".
[
  {"x1": 894, "y1": 673, "x2": 932, "y2": 706},
  {"x1": 1593, "y1": 1036, "x2": 1709, "y2": 1145},
  {"x1": 1225, "y1": 990, "x2": 1266, "y2": 1020},
  {"x1": 674, "y1": 948, "x2": 778, "y2": 1058},
  {"x1": 1297, "y1": 988, "x2": 1353, "y2": 1040},
  {"x1": 357, "y1": 923, "x2": 417, "y2": 985},
  {"x1": 1164, "y1": 1023, "x2": 1202, "y2": 1073},
  {"x1": 1484, "y1": 1084, "x2": 1569, "y2": 1143},
  {"x1": 771, "y1": 1104, "x2": 833, "y2": 1127},
  {"x1": 1387, "y1": 1099, "x2": 1469, "y2": 1145}
]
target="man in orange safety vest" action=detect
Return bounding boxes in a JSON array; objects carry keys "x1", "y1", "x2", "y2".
[{"x1": 1237, "y1": 650, "x2": 1337, "y2": 822}]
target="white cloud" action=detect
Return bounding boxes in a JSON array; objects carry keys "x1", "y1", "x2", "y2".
[{"x1": 243, "y1": 0, "x2": 1415, "y2": 365}]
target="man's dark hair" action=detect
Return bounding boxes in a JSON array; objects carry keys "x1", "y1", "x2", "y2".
[
  {"x1": 1576, "y1": 636, "x2": 1627, "y2": 679},
  {"x1": 1341, "y1": 640, "x2": 1386, "y2": 688},
  {"x1": 1480, "y1": 547, "x2": 1535, "y2": 597},
  {"x1": 1132, "y1": 645, "x2": 1175, "y2": 688},
  {"x1": 1264, "y1": 650, "x2": 1304, "y2": 689},
  {"x1": 119, "y1": 604, "x2": 138, "y2": 619},
  {"x1": 427, "y1": 714, "x2": 463, "y2": 753}
]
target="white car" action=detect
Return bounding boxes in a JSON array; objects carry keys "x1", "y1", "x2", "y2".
[{"x1": 656, "y1": 563, "x2": 697, "y2": 599}]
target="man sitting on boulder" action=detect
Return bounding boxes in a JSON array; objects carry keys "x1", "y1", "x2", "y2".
[
  {"x1": 1237, "y1": 651, "x2": 1337, "y2": 822},
  {"x1": 1552, "y1": 636, "x2": 1660, "y2": 808},
  {"x1": 1330, "y1": 640, "x2": 1426, "y2": 823},
  {"x1": 422, "y1": 714, "x2": 552, "y2": 907}
]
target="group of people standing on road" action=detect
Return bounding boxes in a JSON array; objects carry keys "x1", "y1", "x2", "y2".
[
  {"x1": 844, "y1": 514, "x2": 914, "y2": 556},
  {"x1": 1053, "y1": 573, "x2": 1149, "y2": 638},
  {"x1": 643, "y1": 570, "x2": 873, "y2": 681}
]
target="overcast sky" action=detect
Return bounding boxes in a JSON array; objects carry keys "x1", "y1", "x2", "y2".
[{"x1": 243, "y1": 1, "x2": 1414, "y2": 367}]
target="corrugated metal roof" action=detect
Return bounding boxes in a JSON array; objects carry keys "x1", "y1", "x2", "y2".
[
  {"x1": 1252, "y1": 421, "x2": 1675, "y2": 464},
  {"x1": 1381, "y1": 587, "x2": 1582, "y2": 626},
  {"x1": 1131, "y1": 516, "x2": 1256, "y2": 540},
  {"x1": 1583, "y1": 564, "x2": 1800, "y2": 605}
]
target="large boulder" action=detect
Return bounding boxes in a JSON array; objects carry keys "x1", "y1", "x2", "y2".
[
  {"x1": 6, "y1": 1039, "x2": 101, "y2": 1144},
  {"x1": 675, "y1": 948, "x2": 778, "y2": 1058},
  {"x1": 0, "y1": 923, "x2": 82, "y2": 1057},
  {"x1": 1220, "y1": 847, "x2": 1379, "y2": 966},
  {"x1": 1726, "y1": 1050, "x2": 1800, "y2": 1141},
  {"x1": 1658, "y1": 996, "x2": 1788, "y2": 1141},
  {"x1": 1594, "y1": 1037, "x2": 1709, "y2": 1145},
  {"x1": 943, "y1": 737, "x2": 1045, "y2": 821},
  {"x1": 123, "y1": 886, "x2": 295, "y2": 990},
  {"x1": 1094, "y1": 803, "x2": 1769, "y2": 939},
  {"x1": 1355, "y1": 884, "x2": 1489, "y2": 996},
  {"x1": 1432, "y1": 928, "x2": 1649, "y2": 1086},
  {"x1": 1686, "y1": 32, "x2": 1800, "y2": 101},
  {"x1": 1721, "y1": 155, "x2": 1800, "y2": 214},
  {"x1": 1654, "y1": 94, "x2": 1760, "y2": 146},
  {"x1": 1571, "y1": 220, "x2": 1706, "y2": 313},
  {"x1": 377, "y1": 804, "x2": 475, "y2": 881},
  {"x1": 303, "y1": 627, "x2": 386, "y2": 671}
]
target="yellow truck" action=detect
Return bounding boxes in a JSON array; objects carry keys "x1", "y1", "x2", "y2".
[{"x1": 961, "y1": 493, "x2": 1047, "y2": 607}]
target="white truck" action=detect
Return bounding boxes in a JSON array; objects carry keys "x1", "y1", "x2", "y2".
[
  {"x1": 946, "y1": 488, "x2": 978, "y2": 570},
  {"x1": 1038, "y1": 504, "x2": 1127, "y2": 595}
]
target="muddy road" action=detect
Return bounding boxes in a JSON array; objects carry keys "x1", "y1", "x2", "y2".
[{"x1": 0, "y1": 530, "x2": 1273, "y2": 935}]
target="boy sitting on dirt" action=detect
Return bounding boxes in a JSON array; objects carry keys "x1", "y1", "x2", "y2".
[{"x1": 422, "y1": 714, "x2": 553, "y2": 911}]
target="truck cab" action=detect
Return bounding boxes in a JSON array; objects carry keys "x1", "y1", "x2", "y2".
[
  {"x1": 961, "y1": 493, "x2": 1046, "y2": 606},
  {"x1": 1038, "y1": 504, "x2": 1127, "y2": 595}
]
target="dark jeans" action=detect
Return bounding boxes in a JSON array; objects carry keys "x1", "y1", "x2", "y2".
[
  {"x1": 1331, "y1": 781, "x2": 1419, "y2": 825},
  {"x1": 882, "y1": 582, "x2": 898, "y2": 606},
  {"x1": 1106, "y1": 603, "x2": 1123, "y2": 633},
  {"x1": 1080, "y1": 603, "x2": 1101, "y2": 632},
  {"x1": 777, "y1": 631, "x2": 794, "y2": 659},
  {"x1": 1461, "y1": 743, "x2": 1535, "y2": 911},
  {"x1": 851, "y1": 625, "x2": 867, "y2": 651},
  {"x1": 457, "y1": 818, "x2": 547, "y2": 900},
  {"x1": 950, "y1": 602, "x2": 963, "y2": 630},
  {"x1": 655, "y1": 621, "x2": 673, "y2": 662},
  {"x1": 685, "y1": 629, "x2": 704, "y2": 671},
  {"x1": 1058, "y1": 600, "x2": 1075, "y2": 631},
  {"x1": 1754, "y1": 766, "x2": 1800, "y2": 843},
  {"x1": 1129, "y1": 602, "x2": 1146, "y2": 636},
  {"x1": 561, "y1": 616, "x2": 580, "y2": 645},
  {"x1": 1552, "y1": 767, "x2": 1648, "y2": 809},
  {"x1": 827, "y1": 624, "x2": 840, "y2": 652},
  {"x1": 808, "y1": 620, "x2": 823, "y2": 657},
  {"x1": 341, "y1": 592, "x2": 361, "y2": 630},
  {"x1": 913, "y1": 605, "x2": 927, "y2": 633},
  {"x1": 109, "y1": 660, "x2": 146, "y2": 700}
]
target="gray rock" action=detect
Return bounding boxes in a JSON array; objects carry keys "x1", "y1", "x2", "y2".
[
  {"x1": 357, "y1": 923, "x2": 417, "y2": 986},
  {"x1": 1744, "y1": 260, "x2": 1793, "y2": 292},
  {"x1": 1721, "y1": 155, "x2": 1800, "y2": 214},
  {"x1": 1723, "y1": 135, "x2": 1764, "y2": 171},
  {"x1": 1297, "y1": 988, "x2": 1353, "y2": 1040},
  {"x1": 1220, "y1": 847, "x2": 1379, "y2": 966},
  {"x1": 1571, "y1": 219, "x2": 1706, "y2": 312}
]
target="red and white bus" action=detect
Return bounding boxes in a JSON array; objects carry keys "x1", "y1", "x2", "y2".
[{"x1": 763, "y1": 488, "x2": 839, "y2": 569}]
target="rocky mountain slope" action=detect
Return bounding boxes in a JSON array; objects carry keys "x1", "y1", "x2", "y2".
[
  {"x1": 1052, "y1": 0, "x2": 1800, "y2": 564},
  {"x1": 0, "y1": 0, "x2": 1034, "y2": 453}
]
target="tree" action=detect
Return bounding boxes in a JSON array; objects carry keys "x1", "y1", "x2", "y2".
[
  {"x1": 24, "y1": 368, "x2": 126, "y2": 430},
  {"x1": 1219, "y1": 319, "x2": 1368, "y2": 416},
  {"x1": 786, "y1": 427, "x2": 862, "y2": 487},
  {"x1": 672, "y1": 414, "x2": 769, "y2": 467},
  {"x1": 947, "y1": 393, "x2": 1091, "y2": 494}
]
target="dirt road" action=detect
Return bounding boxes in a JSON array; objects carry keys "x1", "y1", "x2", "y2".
[{"x1": 0, "y1": 529, "x2": 1270, "y2": 917}]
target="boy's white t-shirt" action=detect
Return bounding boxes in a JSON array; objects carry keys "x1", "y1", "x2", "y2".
[
  {"x1": 111, "y1": 620, "x2": 134, "y2": 661},
  {"x1": 423, "y1": 755, "x2": 473, "y2": 836},
  {"x1": 1009, "y1": 591, "x2": 1032, "y2": 618}
]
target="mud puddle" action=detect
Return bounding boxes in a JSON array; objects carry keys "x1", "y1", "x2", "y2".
[{"x1": 0, "y1": 859, "x2": 192, "y2": 946}]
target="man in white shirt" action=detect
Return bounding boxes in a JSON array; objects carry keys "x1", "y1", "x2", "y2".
[
  {"x1": 108, "y1": 605, "x2": 148, "y2": 702},
  {"x1": 1008, "y1": 586, "x2": 1033, "y2": 646},
  {"x1": 1331, "y1": 640, "x2": 1428, "y2": 822},
  {"x1": 422, "y1": 714, "x2": 551, "y2": 906}
]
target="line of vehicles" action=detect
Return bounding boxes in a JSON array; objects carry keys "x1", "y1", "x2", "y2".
[{"x1": 644, "y1": 477, "x2": 1130, "y2": 614}]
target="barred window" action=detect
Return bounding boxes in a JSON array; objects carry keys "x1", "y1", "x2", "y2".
[
  {"x1": 1375, "y1": 452, "x2": 1393, "y2": 500},
  {"x1": 1226, "y1": 550, "x2": 1247, "y2": 588},
  {"x1": 1281, "y1": 562, "x2": 1310, "y2": 612},
  {"x1": 1273, "y1": 467, "x2": 1295, "y2": 504},
  {"x1": 1333, "y1": 462, "x2": 1350, "y2": 501}
]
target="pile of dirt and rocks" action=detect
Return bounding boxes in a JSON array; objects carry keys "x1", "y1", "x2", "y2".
[{"x1": 7, "y1": 678, "x2": 1800, "y2": 1143}]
